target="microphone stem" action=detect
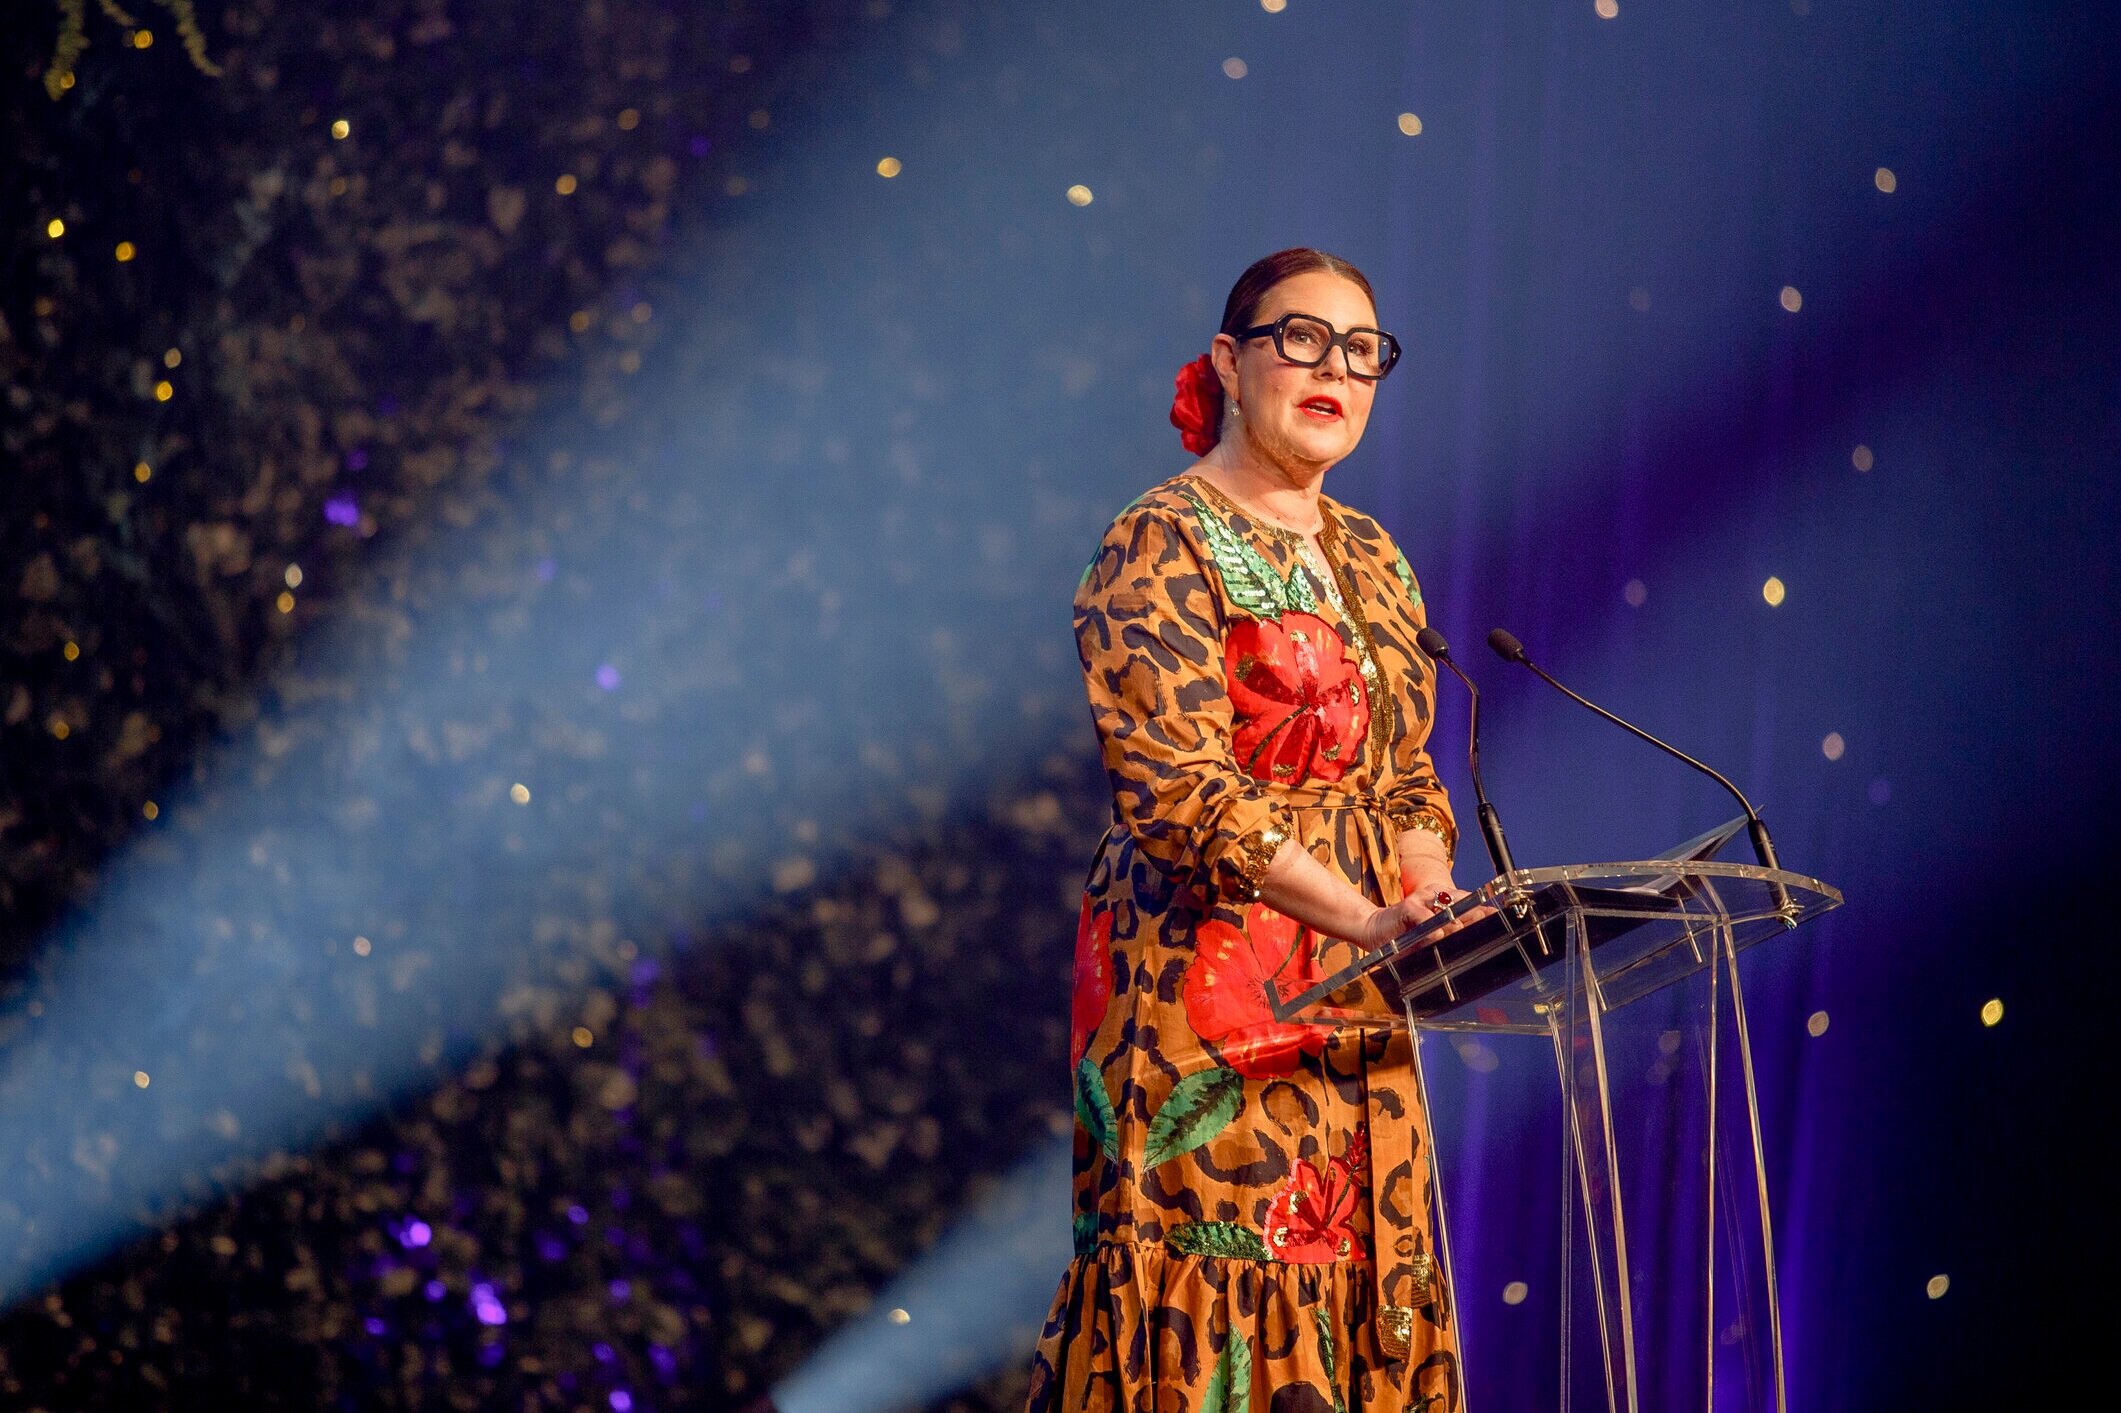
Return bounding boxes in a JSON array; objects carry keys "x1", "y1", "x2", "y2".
[
  {"x1": 1521, "y1": 656, "x2": 1795, "y2": 924},
  {"x1": 1436, "y1": 654, "x2": 1517, "y2": 880},
  {"x1": 1520, "y1": 660, "x2": 1760, "y2": 818}
]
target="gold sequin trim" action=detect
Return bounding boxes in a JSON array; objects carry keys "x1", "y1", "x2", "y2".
[
  {"x1": 1313, "y1": 507, "x2": 1398, "y2": 774},
  {"x1": 1230, "y1": 821, "x2": 1287, "y2": 902},
  {"x1": 1388, "y1": 804, "x2": 1456, "y2": 866},
  {"x1": 1377, "y1": 1303, "x2": 1414, "y2": 1359}
]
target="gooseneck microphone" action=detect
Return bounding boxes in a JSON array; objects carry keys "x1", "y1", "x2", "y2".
[
  {"x1": 1416, "y1": 626, "x2": 1517, "y2": 881},
  {"x1": 1486, "y1": 628, "x2": 1796, "y2": 923}
]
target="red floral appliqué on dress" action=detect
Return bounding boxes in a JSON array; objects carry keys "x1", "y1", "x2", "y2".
[
  {"x1": 1070, "y1": 895, "x2": 1114, "y2": 1062},
  {"x1": 1181, "y1": 901, "x2": 1330, "y2": 1078},
  {"x1": 1224, "y1": 612, "x2": 1366, "y2": 784},
  {"x1": 1266, "y1": 1126, "x2": 1369, "y2": 1262}
]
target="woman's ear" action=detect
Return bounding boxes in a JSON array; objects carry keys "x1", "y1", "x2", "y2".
[{"x1": 1210, "y1": 333, "x2": 1241, "y2": 408}]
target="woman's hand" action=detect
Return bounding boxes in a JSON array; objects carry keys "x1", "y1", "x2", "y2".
[{"x1": 1357, "y1": 859, "x2": 1492, "y2": 952}]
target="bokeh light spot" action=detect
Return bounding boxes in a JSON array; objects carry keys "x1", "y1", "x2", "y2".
[
  {"x1": 1396, "y1": 112, "x2": 1423, "y2": 136},
  {"x1": 133, "y1": 29, "x2": 154, "y2": 49},
  {"x1": 1222, "y1": 57, "x2": 1249, "y2": 80},
  {"x1": 1874, "y1": 166, "x2": 1898, "y2": 193},
  {"x1": 1065, "y1": 184, "x2": 1094, "y2": 206},
  {"x1": 330, "y1": 119, "x2": 350, "y2": 140},
  {"x1": 1262, "y1": 0, "x2": 1287, "y2": 11},
  {"x1": 153, "y1": 379, "x2": 174, "y2": 402},
  {"x1": 45, "y1": 218, "x2": 65, "y2": 239},
  {"x1": 115, "y1": 241, "x2": 136, "y2": 262},
  {"x1": 1822, "y1": 732, "x2": 1845, "y2": 761},
  {"x1": 1980, "y1": 998, "x2": 2004, "y2": 1027},
  {"x1": 1926, "y1": 1274, "x2": 1950, "y2": 1299},
  {"x1": 133, "y1": 1071, "x2": 150, "y2": 1088},
  {"x1": 1595, "y1": 0, "x2": 1619, "y2": 17},
  {"x1": 352, "y1": 936, "x2": 372, "y2": 957},
  {"x1": 510, "y1": 782, "x2": 532, "y2": 805},
  {"x1": 1623, "y1": 578, "x2": 1647, "y2": 607},
  {"x1": 62, "y1": 641, "x2": 80, "y2": 662},
  {"x1": 876, "y1": 156, "x2": 902, "y2": 178},
  {"x1": 133, "y1": 461, "x2": 152, "y2": 483},
  {"x1": 572, "y1": 1026, "x2": 594, "y2": 1048},
  {"x1": 1852, "y1": 443, "x2": 1874, "y2": 471},
  {"x1": 141, "y1": 801, "x2": 158, "y2": 821},
  {"x1": 555, "y1": 173, "x2": 579, "y2": 195},
  {"x1": 1762, "y1": 576, "x2": 1786, "y2": 607},
  {"x1": 888, "y1": 1307, "x2": 911, "y2": 1324},
  {"x1": 1779, "y1": 285, "x2": 1803, "y2": 312},
  {"x1": 617, "y1": 107, "x2": 641, "y2": 130},
  {"x1": 1502, "y1": 1281, "x2": 1529, "y2": 1305},
  {"x1": 1807, "y1": 1010, "x2": 1829, "y2": 1037}
]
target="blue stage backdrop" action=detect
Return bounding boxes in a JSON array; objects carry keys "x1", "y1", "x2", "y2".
[{"x1": 0, "y1": 1, "x2": 2113, "y2": 1409}]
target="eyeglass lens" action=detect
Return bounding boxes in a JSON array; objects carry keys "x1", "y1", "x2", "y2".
[{"x1": 1277, "y1": 316, "x2": 1393, "y2": 378}]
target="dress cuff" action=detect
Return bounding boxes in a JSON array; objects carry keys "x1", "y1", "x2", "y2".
[
  {"x1": 1386, "y1": 802, "x2": 1456, "y2": 866},
  {"x1": 1226, "y1": 818, "x2": 1291, "y2": 904}
]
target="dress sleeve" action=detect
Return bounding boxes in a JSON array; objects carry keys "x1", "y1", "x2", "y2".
[
  {"x1": 1373, "y1": 536, "x2": 1459, "y2": 861},
  {"x1": 1074, "y1": 505, "x2": 1291, "y2": 906}
]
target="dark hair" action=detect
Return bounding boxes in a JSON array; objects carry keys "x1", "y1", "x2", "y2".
[{"x1": 1218, "y1": 247, "x2": 1377, "y2": 337}]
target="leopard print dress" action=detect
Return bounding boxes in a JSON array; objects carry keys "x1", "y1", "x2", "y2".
[{"x1": 1027, "y1": 474, "x2": 1463, "y2": 1413}]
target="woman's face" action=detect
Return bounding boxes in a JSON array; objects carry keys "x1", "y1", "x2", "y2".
[{"x1": 1214, "y1": 270, "x2": 1382, "y2": 473}]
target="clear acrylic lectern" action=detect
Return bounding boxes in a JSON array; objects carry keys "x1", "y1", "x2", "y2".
[{"x1": 1272, "y1": 824, "x2": 1842, "y2": 1413}]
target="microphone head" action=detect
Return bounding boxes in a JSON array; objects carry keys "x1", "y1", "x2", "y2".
[
  {"x1": 1487, "y1": 628, "x2": 1528, "y2": 664},
  {"x1": 1415, "y1": 626, "x2": 1452, "y2": 661}
]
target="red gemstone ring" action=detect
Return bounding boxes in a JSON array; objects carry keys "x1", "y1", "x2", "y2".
[{"x1": 1433, "y1": 890, "x2": 1453, "y2": 909}]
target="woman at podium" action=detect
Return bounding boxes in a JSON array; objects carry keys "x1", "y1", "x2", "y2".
[{"x1": 1028, "y1": 249, "x2": 1472, "y2": 1413}]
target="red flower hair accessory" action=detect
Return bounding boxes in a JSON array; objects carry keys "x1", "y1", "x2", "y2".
[{"x1": 1169, "y1": 353, "x2": 1224, "y2": 456}]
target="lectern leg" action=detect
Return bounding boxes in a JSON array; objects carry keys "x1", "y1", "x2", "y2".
[
  {"x1": 1704, "y1": 925, "x2": 1721, "y2": 1413},
  {"x1": 1722, "y1": 931, "x2": 1789, "y2": 1413},
  {"x1": 1549, "y1": 917, "x2": 1639, "y2": 1413},
  {"x1": 1406, "y1": 1029, "x2": 1470, "y2": 1413}
]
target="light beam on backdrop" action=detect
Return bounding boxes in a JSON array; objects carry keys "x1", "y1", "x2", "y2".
[
  {"x1": 0, "y1": 1, "x2": 1137, "y2": 1306},
  {"x1": 772, "y1": 1138, "x2": 1071, "y2": 1413}
]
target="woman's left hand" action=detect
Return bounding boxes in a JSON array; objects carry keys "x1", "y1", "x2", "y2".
[{"x1": 1398, "y1": 857, "x2": 1492, "y2": 941}]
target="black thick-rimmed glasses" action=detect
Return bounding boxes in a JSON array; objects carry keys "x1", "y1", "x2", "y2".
[{"x1": 1234, "y1": 312, "x2": 1401, "y2": 381}]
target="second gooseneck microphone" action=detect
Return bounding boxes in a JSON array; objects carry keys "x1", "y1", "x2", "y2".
[
  {"x1": 1416, "y1": 626, "x2": 1518, "y2": 881},
  {"x1": 1486, "y1": 628, "x2": 1795, "y2": 921}
]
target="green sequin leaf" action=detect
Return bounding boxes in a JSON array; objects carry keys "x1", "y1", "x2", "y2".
[
  {"x1": 1165, "y1": 1220, "x2": 1272, "y2": 1261},
  {"x1": 1314, "y1": 1307, "x2": 1347, "y2": 1413},
  {"x1": 1201, "y1": 1327, "x2": 1255, "y2": 1413},
  {"x1": 1072, "y1": 1210, "x2": 1098, "y2": 1256},
  {"x1": 1074, "y1": 1055, "x2": 1120, "y2": 1161},
  {"x1": 1142, "y1": 1065, "x2": 1244, "y2": 1168},
  {"x1": 1393, "y1": 549, "x2": 1423, "y2": 608},
  {"x1": 1184, "y1": 491, "x2": 1297, "y2": 619},
  {"x1": 1283, "y1": 560, "x2": 1319, "y2": 614}
]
